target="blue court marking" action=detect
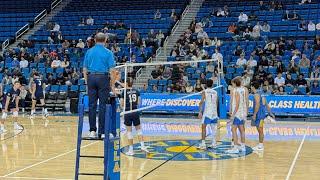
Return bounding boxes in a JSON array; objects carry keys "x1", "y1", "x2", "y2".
[{"x1": 121, "y1": 140, "x2": 253, "y2": 161}]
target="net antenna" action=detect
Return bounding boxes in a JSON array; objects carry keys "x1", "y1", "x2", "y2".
[{"x1": 114, "y1": 58, "x2": 224, "y2": 116}]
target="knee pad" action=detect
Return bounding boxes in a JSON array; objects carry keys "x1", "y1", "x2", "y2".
[
  {"x1": 13, "y1": 111, "x2": 18, "y2": 117},
  {"x1": 127, "y1": 131, "x2": 133, "y2": 140},
  {"x1": 136, "y1": 129, "x2": 143, "y2": 136}
]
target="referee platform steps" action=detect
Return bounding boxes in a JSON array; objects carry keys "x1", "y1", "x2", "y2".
[{"x1": 133, "y1": 0, "x2": 205, "y2": 89}]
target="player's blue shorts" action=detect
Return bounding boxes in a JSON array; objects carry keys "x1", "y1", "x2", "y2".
[
  {"x1": 203, "y1": 117, "x2": 218, "y2": 125},
  {"x1": 33, "y1": 92, "x2": 44, "y2": 100},
  {"x1": 254, "y1": 116, "x2": 265, "y2": 128},
  {"x1": 233, "y1": 117, "x2": 245, "y2": 126}
]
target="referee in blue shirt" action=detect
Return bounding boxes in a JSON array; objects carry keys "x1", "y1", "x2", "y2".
[{"x1": 83, "y1": 32, "x2": 116, "y2": 138}]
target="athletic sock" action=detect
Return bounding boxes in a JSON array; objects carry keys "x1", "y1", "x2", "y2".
[
  {"x1": 201, "y1": 140, "x2": 206, "y2": 145},
  {"x1": 0, "y1": 124, "x2": 4, "y2": 130},
  {"x1": 258, "y1": 143, "x2": 263, "y2": 147},
  {"x1": 31, "y1": 110, "x2": 35, "y2": 115},
  {"x1": 129, "y1": 145, "x2": 133, "y2": 152},
  {"x1": 140, "y1": 142, "x2": 145, "y2": 147}
]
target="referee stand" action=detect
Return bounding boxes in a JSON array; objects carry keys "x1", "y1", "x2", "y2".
[{"x1": 75, "y1": 94, "x2": 121, "y2": 180}]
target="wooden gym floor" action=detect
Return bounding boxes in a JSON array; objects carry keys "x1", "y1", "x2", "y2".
[{"x1": 0, "y1": 116, "x2": 319, "y2": 180}]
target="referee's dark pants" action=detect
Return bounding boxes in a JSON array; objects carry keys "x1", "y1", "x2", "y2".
[{"x1": 87, "y1": 73, "x2": 110, "y2": 135}]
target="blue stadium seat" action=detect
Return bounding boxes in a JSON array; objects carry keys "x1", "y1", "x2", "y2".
[
  {"x1": 79, "y1": 85, "x2": 86, "y2": 92},
  {"x1": 70, "y1": 85, "x2": 79, "y2": 91},
  {"x1": 50, "y1": 85, "x2": 59, "y2": 92},
  {"x1": 148, "y1": 79, "x2": 158, "y2": 86},
  {"x1": 158, "y1": 79, "x2": 167, "y2": 86},
  {"x1": 59, "y1": 85, "x2": 68, "y2": 92},
  {"x1": 285, "y1": 86, "x2": 293, "y2": 94},
  {"x1": 298, "y1": 86, "x2": 307, "y2": 95}
]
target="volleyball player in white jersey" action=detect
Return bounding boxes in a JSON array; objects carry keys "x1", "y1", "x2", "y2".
[
  {"x1": 227, "y1": 77, "x2": 249, "y2": 153},
  {"x1": 197, "y1": 79, "x2": 219, "y2": 150}
]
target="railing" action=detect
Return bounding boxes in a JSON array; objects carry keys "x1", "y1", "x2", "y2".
[
  {"x1": 34, "y1": 9, "x2": 47, "y2": 24},
  {"x1": 15, "y1": 24, "x2": 29, "y2": 40},
  {"x1": 2, "y1": 39, "x2": 10, "y2": 50},
  {"x1": 51, "y1": 0, "x2": 62, "y2": 10}
]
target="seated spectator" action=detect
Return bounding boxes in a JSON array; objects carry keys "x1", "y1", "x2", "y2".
[
  {"x1": 154, "y1": 9, "x2": 161, "y2": 19},
  {"x1": 86, "y1": 16, "x2": 94, "y2": 25},
  {"x1": 48, "y1": 32, "x2": 56, "y2": 44},
  {"x1": 316, "y1": 22, "x2": 320, "y2": 30},
  {"x1": 211, "y1": 48, "x2": 223, "y2": 64},
  {"x1": 314, "y1": 40, "x2": 320, "y2": 50},
  {"x1": 57, "y1": 32, "x2": 63, "y2": 43},
  {"x1": 51, "y1": 56, "x2": 61, "y2": 68},
  {"x1": 242, "y1": 73, "x2": 251, "y2": 88},
  {"x1": 248, "y1": 10, "x2": 258, "y2": 21},
  {"x1": 197, "y1": 29, "x2": 209, "y2": 39},
  {"x1": 251, "y1": 28, "x2": 261, "y2": 40},
  {"x1": 288, "y1": 60, "x2": 299, "y2": 74},
  {"x1": 61, "y1": 57, "x2": 70, "y2": 68},
  {"x1": 234, "y1": 45, "x2": 244, "y2": 56},
  {"x1": 253, "y1": 22, "x2": 262, "y2": 32},
  {"x1": 162, "y1": 67, "x2": 172, "y2": 79},
  {"x1": 310, "y1": 81, "x2": 320, "y2": 95},
  {"x1": 186, "y1": 82, "x2": 194, "y2": 93},
  {"x1": 286, "y1": 40, "x2": 296, "y2": 51},
  {"x1": 275, "y1": 86, "x2": 286, "y2": 95},
  {"x1": 299, "y1": 54, "x2": 310, "y2": 68},
  {"x1": 236, "y1": 54, "x2": 247, "y2": 68},
  {"x1": 285, "y1": 74, "x2": 296, "y2": 86},
  {"x1": 259, "y1": 1, "x2": 268, "y2": 11},
  {"x1": 52, "y1": 23, "x2": 60, "y2": 32},
  {"x1": 269, "y1": 1, "x2": 276, "y2": 11},
  {"x1": 275, "y1": 1, "x2": 284, "y2": 10},
  {"x1": 247, "y1": 56, "x2": 258, "y2": 69},
  {"x1": 206, "y1": 62, "x2": 215, "y2": 73},
  {"x1": 296, "y1": 74, "x2": 307, "y2": 86},
  {"x1": 307, "y1": 21, "x2": 316, "y2": 31},
  {"x1": 11, "y1": 57, "x2": 20, "y2": 68},
  {"x1": 299, "y1": 0, "x2": 311, "y2": 5},
  {"x1": 291, "y1": 87, "x2": 303, "y2": 95},
  {"x1": 227, "y1": 23, "x2": 237, "y2": 34},
  {"x1": 211, "y1": 37, "x2": 222, "y2": 47},
  {"x1": 170, "y1": 9, "x2": 178, "y2": 21},
  {"x1": 79, "y1": 18, "x2": 86, "y2": 26},
  {"x1": 76, "y1": 39, "x2": 85, "y2": 48},
  {"x1": 261, "y1": 21, "x2": 271, "y2": 32},
  {"x1": 216, "y1": 8, "x2": 226, "y2": 17},
  {"x1": 223, "y1": 5, "x2": 230, "y2": 17},
  {"x1": 62, "y1": 40, "x2": 70, "y2": 49},
  {"x1": 276, "y1": 61, "x2": 286, "y2": 73},
  {"x1": 19, "y1": 57, "x2": 28, "y2": 68},
  {"x1": 298, "y1": 20, "x2": 307, "y2": 31},
  {"x1": 238, "y1": 12, "x2": 248, "y2": 23},
  {"x1": 311, "y1": 66, "x2": 320, "y2": 79},
  {"x1": 156, "y1": 30, "x2": 165, "y2": 47},
  {"x1": 274, "y1": 73, "x2": 285, "y2": 87},
  {"x1": 242, "y1": 28, "x2": 252, "y2": 40},
  {"x1": 194, "y1": 80, "x2": 204, "y2": 92},
  {"x1": 151, "y1": 66, "x2": 163, "y2": 79},
  {"x1": 201, "y1": 16, "x2": 213, "y2": 27},
  {"x1": 282, "y1": 10, "x2": 300, "y2": 20}
]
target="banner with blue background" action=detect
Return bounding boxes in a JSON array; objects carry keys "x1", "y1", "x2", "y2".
[{"x1": 140, "y1": 93, "x2": 320, "y2": 116}]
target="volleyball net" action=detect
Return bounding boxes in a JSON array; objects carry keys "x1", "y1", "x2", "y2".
[{"x1": 113, "y1": 58, "x2": 227, "y2": 118}]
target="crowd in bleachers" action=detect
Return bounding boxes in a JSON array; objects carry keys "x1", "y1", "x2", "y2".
[{"x1": 146, "y1": 0, "x2": 320, "y2": 95}]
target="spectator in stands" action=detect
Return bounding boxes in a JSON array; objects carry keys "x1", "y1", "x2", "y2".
[
  {"x1": 51, "y1": 56, "x2": 61, "y2": 68},
  {"x1": 236, "y1": 54, "x2": 247, "y2": 68},
  {"x1": 185, "y1": 82, "x2": 194, "y2": 93},
  {"x1": 296, "y1": 74, "x2": 308, "y2": 87},
  {"x1": 291, "y1": 87, "x2": 303, "y2": 95},
  {"x1": 19, "y1": 57, "x2": 28, "y2": 68},
  {"x1": 238, "y1": 12, "x2": 248, "y2": 23},
  {"x1": 314, "y1": 40, "x2": 320, "y2": 50},
  {"x1": 61, "y1": 57, "x2": 70, "y2": 68},
  {"x1": 154, "y1": 9, "x2": 161, "y2": 19},
  {"x1": 206, "y1": 62, "x2": 215, "y2": 73},
  {"x1": 248, "y1": 10, "x2": 258, "y2": 21},
  {"x1": 216, "y1": 8, "x2": 226, "y2": 17},
  {"x1": 11, "y1": 57, "x2": 20, "y2": 68},
  {"x1": 259, "y1": 1, "x2": 268, "y2": 11},
  {"x1": 286, "y1": 40, "x2": 296, "y2": 51},
  {"x1": 243, "y1": 28, "x2": 252, "y2": 40},
  {"x1": 310, "y1": 81, "x2": 320, "y2": 95},
  {"x1": 275, "y1": 1, "x2": 284, "y2": 10},
  {"x1": 298, "y1": 20, "x2": 308, "y2": 31},
  {"x1": 247, "y1": 56, "x2": 258, "y2": 70},
  {"x1": 251, "y1": 28, "x2": 261, "y2": 40},
  {"x1": 48, "y1": 32, "x2": 55, "y2": 44},
  {"x1": 62, "y1": 40, "x2": 70, "y2": 49},
  {"x1": 223, "y1": 5, "x2": 230, "y2": 17},
  {"x1": 282, "y1": 10, "x2": 300, "y2": 21},
  {"x1": 311, "y1": 66, "x2": 320, "y2": 79},
  {"x1": 269, "y1": 1, "x2": 276, "y2": 11},
  {"x1": 170, "y1": 9, "x2": 178, "y2": 21},
  {"x1": 261, "y1": 21, "x2": 271, "y2": 32},
  {"x1": 162, "y1": 67, "x2": 172, "y2": 80},
  {"x1": 197, "y1": 29, "x2": 208, "y2": 39},
  {"x1": 79, "y1": 18, "x2": 86, "y2": 26},
  {"x1": 276, "y1": 61, "x2": 286, "y2": 73},
  {"x1": 211, "y1": 37, "x2": 222, "y2": 47},
  {"x1": 253, "y1": 22, "x2": 262, "y2": 32},
  {"x1": 57, "y1": 32, "x2": 63, "y2": 43},
  {"x1": 211, "y1": 48, "x2": 223, "y2": 64},
  {"x1": 76, "y1": 39, "x2": 85, "y2": 48},
  {"x1": 288, "y1": 60, "x2": 299, "y2": 74},
  {"x1": 274, "y1": 73, "x2": 285, "y2": 87},
  {"x1": 285, "y1": 74, "x2": 296, "y2": 87},
  {"x1": 52, "y1": 23, "x2": 60, "y2": 32},
  {"x1": 299, "y1": 0, "x2": 311, "y2": 5},
  {"x1": 156, "y1": 30, "x2": 165, "y2": 47},
  {"x1": 234, "y1": 45, "x2": 244, "y2": 56},
  {"x1": 299, "y1": 54, "x2": 310, "y2": 68},
  {"x1": 151, "y1": 66, "x2": 162, "y2": 79},
  {"x1": 86, "y1": 16, "x2": 94, "y2": 25},
  {"x1": 227, "y1": 23, "x2": 237, "y2": 34},
  {"x1": 316, "y1": 22, "x2": 320, "y2": 30},
  {"x1": 307, "y1": 21, "x2": 316, "y2": 31},
  {"x1": 242, "y1": 72, "x2": 251, "y2": 88},
  {"x1": 194, "y1": 80, "x2": 203, "y2": 92}
]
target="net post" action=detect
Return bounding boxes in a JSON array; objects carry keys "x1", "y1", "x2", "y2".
[
  {"x1": 74, "y1": 95, "x2": 84, "y2": 180},
  {"x1": 104, "y1": 104, "x2": 111, "y2": 180},
  {"x1": 218, "y1": 85, "x2": 227, "y2": 119}
]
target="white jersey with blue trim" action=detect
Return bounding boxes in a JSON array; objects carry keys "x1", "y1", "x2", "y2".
[
  {"x1": 203, "y1": 89, "x2": 218, "y2": 119},
  {"x1": 233, "y1": 87, "x2": 248, "y2": 120}
]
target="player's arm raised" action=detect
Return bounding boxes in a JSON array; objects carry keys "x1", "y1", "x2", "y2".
[
  {"x1": 252, "y1": 94, "x2": 260, "y2": 121},
  {"x1": 198, "y1": 91, "x2": 205, "y2": 120}
]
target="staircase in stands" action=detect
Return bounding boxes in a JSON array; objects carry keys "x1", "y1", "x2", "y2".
[
  {"x1": 9, "y1": 0, "x2": 73, "y2": 48},
  {"x1": 133, "y1": 0, "x2": 205, "y2": 89}
]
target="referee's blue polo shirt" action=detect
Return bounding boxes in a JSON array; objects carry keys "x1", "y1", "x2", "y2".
[{"x1": 83, "y1": 44, "x2": 116, "y2": 73}]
